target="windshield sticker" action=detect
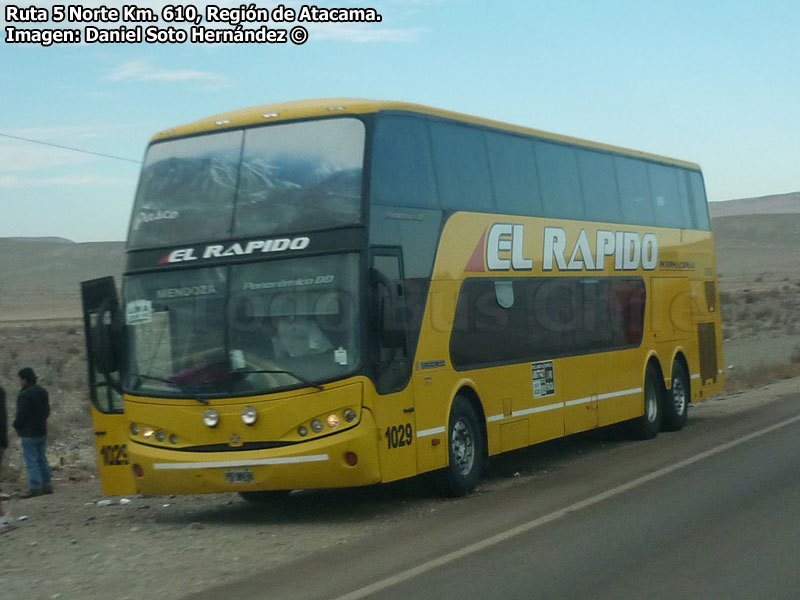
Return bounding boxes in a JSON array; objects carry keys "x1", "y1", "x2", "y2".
[
  {"x1": 334, "y1": 347, "x2": 348, "y2": 366},
  {"x1": 229, "y1": 349, "x2": 246, "y2": 371},
  {"x1": 532, "y1": 361, "x2": 555, "y2": 399},
  {"x1": 132, "y1": 210, "x2": 179, "y2": 230},
  {"x1": 242, "y1": 275, "x2": 335, "y2": 291},
  {"x1": 126, "y1": 300, "x2": 153, "y2": 325},
  {"x1": 155, "y1": 284, "x2": 218, "y2": 299}
]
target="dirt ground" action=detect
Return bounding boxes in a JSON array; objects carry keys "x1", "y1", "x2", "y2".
[{"x1": 2, "y1": 376, "x2": 799, "y2": 600}]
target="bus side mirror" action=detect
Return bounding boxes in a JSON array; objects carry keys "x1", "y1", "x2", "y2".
[
  {"x1": 370, "y1": 268, "x2": 406, "y2": 350},
  {"x1": 91, "y1": 298, "x2": 123, "y2": 375},
  {"x1": 379, "y1": 294, "x2": 406, "y2": 349}
]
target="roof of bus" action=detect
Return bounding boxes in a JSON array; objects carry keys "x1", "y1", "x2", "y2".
[{"x1": 151, "y1": 98, "x2": 701, "y2": 170}]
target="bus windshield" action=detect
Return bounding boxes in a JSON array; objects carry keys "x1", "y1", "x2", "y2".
[
  {"x1": 121, "y1": 253, "x2": 361, "y2": 397},
  {"x1": 128, "y1": 117, "x2": 365, "y2": 248}
]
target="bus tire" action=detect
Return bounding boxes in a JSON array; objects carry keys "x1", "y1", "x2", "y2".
[
  {"x1": 441, "y1": 396, "x2": 484, "y2": 497},
  {"x1": 239, "y1": 490, "x2": 291, "y2": 503},
  {"x1": 630, "y1": 365, "x2": 662, "y2": 440},
  {"x1": 662, "y1": 360, "x2": 689, "y2": 431}
]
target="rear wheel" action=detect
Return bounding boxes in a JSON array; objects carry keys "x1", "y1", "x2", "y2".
[
  {"x1": 662, "y1": 360, "x2": 689, "y2": 431},
  {"x1": 440, "y1": 396, "x2": 484, "y2": 497},
  {"x1": 630, "y1": 365, "x2": 662, "y2": 440}
]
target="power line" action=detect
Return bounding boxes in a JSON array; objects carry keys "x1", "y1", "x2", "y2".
[{"x1": 0, "y1": 132, "x2": 142, "y2": 164}]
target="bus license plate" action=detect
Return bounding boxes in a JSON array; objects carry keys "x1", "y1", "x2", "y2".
[{"x1": 225, "y1": 469, "x2": 254, "y2": 484}]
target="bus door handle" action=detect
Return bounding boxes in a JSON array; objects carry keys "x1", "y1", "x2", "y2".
[
  {"x1": 95, "y1": 431, "x2": 107, "y2": 436},
  {"x1": 403, "y1": 407, "x2": 414, "y2": 413}
]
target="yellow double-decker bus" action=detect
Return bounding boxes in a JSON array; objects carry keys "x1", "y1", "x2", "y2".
[{"x1": 81, "y1": 98, "x2": 724, "y2": 498}]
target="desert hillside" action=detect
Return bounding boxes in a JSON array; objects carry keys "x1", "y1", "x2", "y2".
[
  {"x1": 0, "y1": 190, "x2": 797, "y2": 321},
  {"x1": 713, "y1": 213, "x2": 800, "y2": 279},
  {"x1": 0, "y1": 237, "x2": 124, "y2": 320},
  {"x1": 708, "y1": 191, "x2": 799, "y2": 218}
]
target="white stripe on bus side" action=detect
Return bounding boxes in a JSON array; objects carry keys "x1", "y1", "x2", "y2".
[
  {"x1": 153, "y1": 454, "x2": 330, "y2": 470},
  {"x1": 564, "y1": 396, "x2": 594, "y2": 407},
  {"x1": 417, "y1": 426, "x2": 446, "y2": 438},
  {"x1": 512, "y1": 402, "x2": 564, "y2": 417},
  {"x1": 596, "y1": 387, "x2": 642, "y2": 400},
  {"x1": 485, "y1": 387, "x2": 644, "y2": 425}
]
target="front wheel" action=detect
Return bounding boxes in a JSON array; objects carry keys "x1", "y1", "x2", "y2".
[
  {"x1": 662, "y1": 360, "x2": 689, "y2": 431},
  {"x1": 440, "y1": 396, "x2": 485, "y2": 497},
  {"x1": 630, "y1": 366, "x2": 663, "y2": 440}
]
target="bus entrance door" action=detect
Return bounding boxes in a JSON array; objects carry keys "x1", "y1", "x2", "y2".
[
  {"x1": 371, "y1": 252, "x2": 417, "y2": 483},
  {"x1": 80, "y1": 277, "x2": 136, "y2": 496}
]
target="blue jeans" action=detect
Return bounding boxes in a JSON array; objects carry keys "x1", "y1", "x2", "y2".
[{"x1": 21, "y1": 436, "x2": 52, "y2": 490}]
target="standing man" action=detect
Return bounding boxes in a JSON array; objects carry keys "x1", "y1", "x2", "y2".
[{"x1": 13, "y1": 368, "x2": 52, "y2": 498}]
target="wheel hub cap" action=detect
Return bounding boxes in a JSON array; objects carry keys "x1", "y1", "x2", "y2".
[
  {"x1": 451, "y1": 418, "x2": 474, "y2": 475},
  {"x1": 672, "y1": 377, "x2": 686, "y2": 415}
]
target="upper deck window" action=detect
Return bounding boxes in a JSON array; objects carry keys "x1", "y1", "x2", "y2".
[
  {"x1": 371, "y1": 115, "x2": 438, "y2": 209},
  {"x1": 368, "y1": 111, "x2": 710, "y2": 231},
  {"x1": 128, "y1": 118, "x2": 365, "y2": 248},
  {"x1": 429, "y1": 120, "x2": 494, "y2": 212}
]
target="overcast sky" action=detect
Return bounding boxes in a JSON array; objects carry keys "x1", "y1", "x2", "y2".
[{"x1": 2, "y1": 0, "x2": 799, "y2": 241}]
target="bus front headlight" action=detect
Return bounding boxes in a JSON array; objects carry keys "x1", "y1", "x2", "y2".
[
  {"x1": 241, "y1": 406, "x2": 258, "y2": 426},
  {"x1": 203, "y1": 409, "x2": 220, "y2": 428}
]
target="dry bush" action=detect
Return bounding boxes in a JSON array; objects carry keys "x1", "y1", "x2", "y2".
[
  {"x1": 753, "y1": 304, "x2": 777, "y2": 322},
  {"x1": 726, "y1": 361, "x2": 800, "y2": 393}
]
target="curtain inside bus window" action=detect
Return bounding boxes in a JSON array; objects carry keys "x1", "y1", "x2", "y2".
[
  {"x1": 607, "y1": 278, "x2": 646, "y2": 346},
  {"x1": 122, "y1": 267, "x2": 228, "y2": 395}
]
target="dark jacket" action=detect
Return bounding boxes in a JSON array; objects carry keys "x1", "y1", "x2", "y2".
[
  {"x1": 0, "y1": 386, "x2": 7, "y2": 449},
  {"x1": 13, "y1": 383, "x2": 50, "y2": 438}
]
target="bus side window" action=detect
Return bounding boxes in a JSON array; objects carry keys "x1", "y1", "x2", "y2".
[
  {"x1": 371, "y1": 115, "x2": 438, "y2": 209},
  {"x1": 485, "y1": 131, "x2": 543, "y2": 216},
  {"x1": 687, "y1": 171, "x2": 711, "y2": 231},
  {"x1": 615, "y1": 156, "x2": 655, "y2": 226},
  {"x1": 577, "y1": 149, "x2": 621, "y2": 223},
  {"x1": 429, "y1": 120, "x2": 494, "y2": 212},
  {"x1": 648, "y1": 163, "x2": 685, "y2": 229},
  {"x1": 534, "y1": 140, "x2": 584, "y2": 221},
  {"x1": 608, "y1": 279, "x2": 646, "y2": 346}
]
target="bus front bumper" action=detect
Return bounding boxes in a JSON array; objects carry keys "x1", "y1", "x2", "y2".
[{"x1": 129, "y1": 410, "x2": 381, "y2": 495}]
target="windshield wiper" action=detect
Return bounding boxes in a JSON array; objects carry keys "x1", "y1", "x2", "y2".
[
  {"x1": 128, "y1": 372, "x2": 210, "y2": 405},
  {"x1": 232, "y1": 369, "x2": 324, "y2": 391}
]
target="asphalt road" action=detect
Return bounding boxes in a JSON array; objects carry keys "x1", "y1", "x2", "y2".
[{"x1": 186, "y1": 390, "x2": 800, "y2": 600}]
